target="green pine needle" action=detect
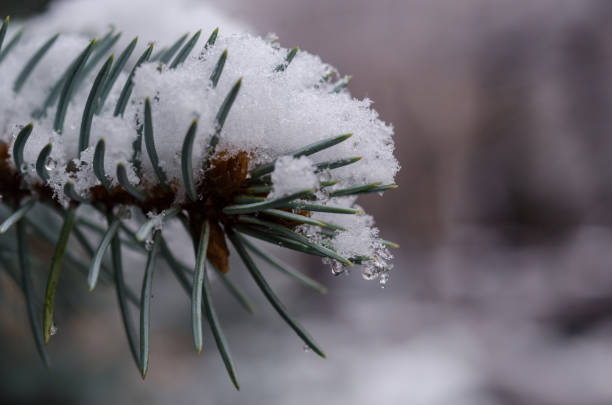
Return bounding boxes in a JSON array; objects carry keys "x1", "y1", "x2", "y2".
[
  {"x1": 76, "y1": 217, "x2": 141, "y2": 253},
  {"x1": 241, "y1": 236, "x2": 328, "y2": 294},
  {"x1": 158, "y1": 33, "x2": 188, "y2": 64},
  {"x1": 329, "y1": 182, "x2": 398, "y2": 197},
  {"x1": 0, "y1": 16, "x2": 8, "y2": 54},
  {"x1": 139, "y1": 230, "x2": 160, "y2": 378},
  {"x1": 88, "y1": 217, "x2": 120, "y2": 291},
  {"x1": 64, "y1": 181, "x2": 89, "y2": 203},
  {"x1": 71, "y1": 223, "x2": 120, "y2": 288},
  {"x1": 33, "y1": 58, "x2": 74, "y2": 118},
  {"x1": 0, "y1": 199, "x2": 36, "y2": 234},
  {"x1": 80, "y1": 31, "x2": 120, "y2": 82},
  {"x1": 170, "y1": 29, "x2": 201, "y2": 69},
  {"x1": 201, "y1": 77, "x2": 242, "y2": 171},
  {"x1": 235, "y1": 224, "x2": 326, "y2": 257},
  {"x1": 160, "y1": 236, "x2": 256, "y2": 315},
  {"x1": 114, "y1": 43, "x2": 153, "y2": 117},
  {"x1": 143, "y1": 97, "x2": 170, "y2": 190},
  {"x1": 0, "y1": 28, "x2": 23, "y2": 63},
  {"x1": 283, "y1": 201, "x2": 363, "y2": 215},
  {"x1": 228, "y1": 231, "x2": 326, "y2": 358},
  {"x1": 93, "y1": 138, "x2": 112, "y2": 191},
  {"x1": 79, "y1": 54, "x2": 113, "y2": 154},
  {"x1": 205, "y1": 28, "x2": 219, "y2": 48},
  {"x1": 35, "y1": 143, "x2": 53, "y2": 182},
  {"x1": 198, "y1": 228, "x2": 240, "y2": 389},
  {"x1": 97, "y1": 36, "x2": 138, "y2": 114},
  {"x1": 233, "y1": 195, "x2": 363, "y2": 215},
  {"x1": 274, "y1": 46, "x2": 298, "y2": 72},
  {"x1": 43, "y1": 205, "x2": 77, "y2": 343},
  {"x1": 14, "y1": 33, "x2": 60, "y2": 93},
  {"x1": 111, "y1": 226, "x2": 140, "y2": 369},
  {"x1": 210, "y1": 49, "x2": 227, "y2": 88},
  {"x1": 315, "y1": 156, "x2": 362, "y2": 172},
  {"x1": 249, "y1": 133, "x2": 353, "y2": 179},
  {"x1": 237, "y1": 216, "x2": 352, "y2": 265},
  {"x1": 12, "y1": 123, "x2": 33, "y2": 175},
  {"x1": 54, "y1": 40, "x2": 96, "y2": 134},
  {"x1": 245, "y1": 180, "x2": 336, "y2": 194},
  {"x1": 181, "y1": 119, "x2": 199, "y2": 201},
  {"x1": 330, "y1": 75, "x2": 352, "y2": 93},
  {"x1": 17, "y1": 220, "x2": 50, "y2": 367},
  {"x1": 382, "y1": 240, "x2": 399, "y2": 249},
  {"x1": 117, "y1": 162, "x2": 145, "y2": 201},
  {"x1": 261, "y1": 208, "x2": 327, "y2": 227},
  {"x1": 192, "y1": 220, "x2": 211, "y2": 354},
  {"x1": 223, "y1": 188, "x2": 314, "y2": 215}
]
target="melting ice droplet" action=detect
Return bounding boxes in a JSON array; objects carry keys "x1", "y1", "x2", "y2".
[
  {"x1": 45, "y1": 157, "x2": 56, "y2": 171},
  {"x1": 330, "y1": 260, "x2": 346, "y2": 276}
]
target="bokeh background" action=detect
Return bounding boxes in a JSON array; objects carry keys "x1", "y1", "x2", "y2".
[{"x1": 3, "y1": 0, "x2": 612, "y2": 404}]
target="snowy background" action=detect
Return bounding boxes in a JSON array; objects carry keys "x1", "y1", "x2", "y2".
[{"x1": 3, "y1": 0, "x2": 612, "y2": 404}]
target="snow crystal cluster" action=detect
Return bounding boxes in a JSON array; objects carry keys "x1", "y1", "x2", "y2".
[
  {"x1": 0, "y1": 2, "x2": 399, "y2": 281},
  {"x1": 269, "y1": 156, "x2": 319, "y2": 199}
]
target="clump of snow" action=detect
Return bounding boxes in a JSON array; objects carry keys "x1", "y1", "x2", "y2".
[
  {"x1": 128, "y1": 33, "x2": 398, "y2": 189},
  {"x1": 303, "y1": 196, "x2": 394, "y2": 284},
  {"x1": 0, "y1": 8, "x2": 399, "y2": 279},
  {"x1": 269, "y1": 156, "x2": 318, "y2": 199},
  {"x1": 146, "y1": 210, "x2": 167, "y2": 232},
  {"x1": 0, "y1": 32, "x2": 398, "y2": 201},
  {"x1": 321, "y1": 208, "x2": 379, "y2": 258}
]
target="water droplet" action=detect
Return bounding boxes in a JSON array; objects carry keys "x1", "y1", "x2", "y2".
[
  {"x1": 45, "y1": 157, "x2": 56, "y2": 171},
  {"x1": 330, "y1": 260, "x2": 345, "y2": 276},
  {"x1": 144, "y1": 239, "x2": 154, "y2": 251},
  {"x1": 20, "y1": 163, "x2": 28, "y2": 173},
  {"x1": 379, "y1": 272, "x2": 389, "y2": 288},
  {"x1": 50, "y1": 322, "x2": 58, "y2": 336},
  {"x1": 361, "y1": 270, "x2": 377, "y2": 281},
  {"x1": 303, "y1": 345, "x2": 311, "y2": 353}
]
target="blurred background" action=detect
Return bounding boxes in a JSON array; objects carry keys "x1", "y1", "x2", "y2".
[{"x1": 3, "y1": 0, "x2": 612, "y2": 404}]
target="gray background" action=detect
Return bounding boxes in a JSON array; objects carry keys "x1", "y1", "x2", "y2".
[{"x1": 3, "y1": 1, "x2": 612, "y2": 404}]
